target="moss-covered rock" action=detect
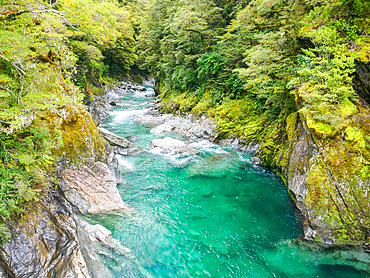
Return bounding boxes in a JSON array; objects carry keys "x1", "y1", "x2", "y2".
[{"x1": 56, "y1": 105, "x2": 108, "y2": 166}]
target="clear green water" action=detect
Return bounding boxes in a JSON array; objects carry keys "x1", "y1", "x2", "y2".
[{"x1": 98, "y1": 88, "x2": 370, "y2": 277}]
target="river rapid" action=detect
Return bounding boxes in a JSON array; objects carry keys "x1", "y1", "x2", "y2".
[{"x1": 91, "y1": 84, "x2": 370, "y2": 278}]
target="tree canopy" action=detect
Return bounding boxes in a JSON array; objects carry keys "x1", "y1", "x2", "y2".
[
  {"x1": 137, "y1": 0, "x2": 370, "y2": 242},
  {"x1": 0, "y1": 0, "x2": 139, "y2": 241}
]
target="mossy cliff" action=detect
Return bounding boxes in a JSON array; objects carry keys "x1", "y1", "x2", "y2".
[
  {"x1": 0, "y1": 103, "x2": 112, "y2": 277},
  {"x1": 156, "y1": 83, "x2": 370, "y2": 245}
]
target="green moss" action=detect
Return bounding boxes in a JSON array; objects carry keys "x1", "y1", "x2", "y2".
[
  {"x1": 340, "y1": 98, "x2": 358, "y2": 117},
  {"x1": 56, "y1": 106, "x2": 107, "y2": 165},
  {"x1": 286, "y1": 112, "x2": 298, "y2": 142},
  {"x1": 192, "y1": 91, "x2": 213, "y2": 115},
  {"x1": 357, "y1": 42, "x2": 370, "y2": 62},
  {"x1": 209, "y1": 99, "x2": 266, "y2": 142},
  {"x1": 287, "y1": 189, "x2": 297, "y2": 201},
  {"x1": 306, "y1": 116, "x2": 337, "y2": 138},
  {"x1": 345, "y1": 126, "x2": 366, "y2": 149},
  {"x1": 334, "y1": 229, "x2": 366, "y2": 244},
  {"x1": 305, "y1": 164, "x2": 326, "y2": 208},
  {"x1": 180, "y1": 94, "x2": 198, "y2": 112}
]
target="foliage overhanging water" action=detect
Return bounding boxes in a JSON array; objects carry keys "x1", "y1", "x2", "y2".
[{"x1": 95, "y1": 86, "x2": 370, "y2": 278}]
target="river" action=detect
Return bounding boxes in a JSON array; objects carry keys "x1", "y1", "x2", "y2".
[{"x1": 93, "y1": 84, "x2": 370, "y2": 277}]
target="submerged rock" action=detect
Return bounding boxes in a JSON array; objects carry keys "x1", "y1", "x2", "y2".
[
  {"x1": 186, "y1": 153, "x2": 238, "y2": 178},
  {"x1": 151, "y1": 137, "x2": 199, "y2": 155},
  {"x1": 135, "y1": 85, "x2": 147, "y2": 91},
  {"x1": 61, "y1": 162, "x2": 129, "y2": 214},
  {"x1": 0, "y1": 192, "x2": 90, "y2": 278}
]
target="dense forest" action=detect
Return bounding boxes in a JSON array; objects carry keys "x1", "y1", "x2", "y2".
[
  {"x1": 0, "y1": 0, "x2": 370, "y2": 243},
  {"x1": 0, "y1": 0, "x2": 141, "y2": 241},
  {"x1": 138, "y1": 0, "x2": 370, "y2": 242},
  {"x1": 139, "y1": 0, "x2": 369, "y2": 154}
]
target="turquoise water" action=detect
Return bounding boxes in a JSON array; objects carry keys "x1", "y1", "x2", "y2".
[{"x1": 99, "y1": 87, "x2": 370, "y2": 277}]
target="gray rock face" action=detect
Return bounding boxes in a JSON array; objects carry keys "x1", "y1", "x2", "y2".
[
  {"x1": 75, "y1": 215, "x2": 155, "y2": 278},
  {"x1": 284, "y1": 122, "x2": 316, "y2": 240},
  {"x1": 151, "y1": 137, "x2": 199, "y2": 155},
  {"x1": 0, "y1": 193, "x2": 90, "y2": 278},
  {"x1": 98, "y1": 127, "x2": 143, "y2": 155},
  {"x1": 74, "y1": 216, "x2": 130, "y2": 278},
  {"x1": 61, "y1": 162, "x2": 129, "y2": 214},
  {"x1": 287, "y1": 126, "x2": 312, "y2": 213},
  {"x1": 353, "y1": 60, "x2": 370, "y2": 105}
]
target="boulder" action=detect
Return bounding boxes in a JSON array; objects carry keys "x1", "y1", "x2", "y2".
[
  {"x1": 151, "y1": 137, "x2": 199, "y2": 155},
  {"x1": 150, "y1": 122, "x2": 175, "y2": 134},
  {"x1": 135, "y1": 85, "x2": 147, "y2": 92},
  {"x1": 185, "y1": 152, "x2": 238, "y2": 178},
  {"x1": 97, "y1": 127, "x2": 143, "y2": 155},
  {"x1": 141, "y1": 112, "x2": 217, "y2": 140},
  {"x1": 61, "y1": 162, "x2": 129, "y2": 214},
  {"x1": 136, "y1": 114, "x2": 172, "y2": 126},
  {"x1": 0, "y1": 193, "x2": 90, "y2": 278}
]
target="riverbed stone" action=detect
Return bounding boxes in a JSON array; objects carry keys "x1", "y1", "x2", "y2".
[
  {"x1": 136, "y1": 114, "x2": 172, "y2": 126},
  {"x1": 137, "y1": 111, "x2": 217, "y2": 140},
  {"x1": 150, "y1": 122, "x2": 176, "y2": 133},
  {"x1": 252, "y1": 157, "x2": 261, "y2": 165},
  {"x1": 151, "y1": 137, "x2": 199, "y2": 155},
  {"x1": 61, "y1": 162, "x2": 129, "y2": 214},
  {"x1": 136, "y1": 85, "x2": 147, "y2": 91}
]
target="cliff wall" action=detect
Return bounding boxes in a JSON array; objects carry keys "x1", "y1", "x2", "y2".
[{"x1": 0, "y1": 99, "x2": 136, "y2": 277}]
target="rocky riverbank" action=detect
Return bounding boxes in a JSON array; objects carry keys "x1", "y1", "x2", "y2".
[
  {"x1": 137, "y1": 95, "x2": 370, "y2": 248},
  {"x1": 0, "y1": 80, "x2": 151, "y2": 278}
]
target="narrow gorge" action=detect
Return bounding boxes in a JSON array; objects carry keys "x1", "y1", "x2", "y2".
[{"x1": 1, "y1": 0, "x2": 370, "y2": 277}]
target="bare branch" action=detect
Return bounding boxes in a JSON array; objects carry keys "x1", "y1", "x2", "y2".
[
  {"x1": 1, "y1": 3, "x2": 85, "y2": 35},
  {"x1": 0, "y1": 54, "x2": 28, "y2": 77},
  {"x1": 17, "y1": 83, "x2": 23, "y2": 105},
  {"x1": 0, "y1": 85, "x2": 15, "y2": 97}
]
